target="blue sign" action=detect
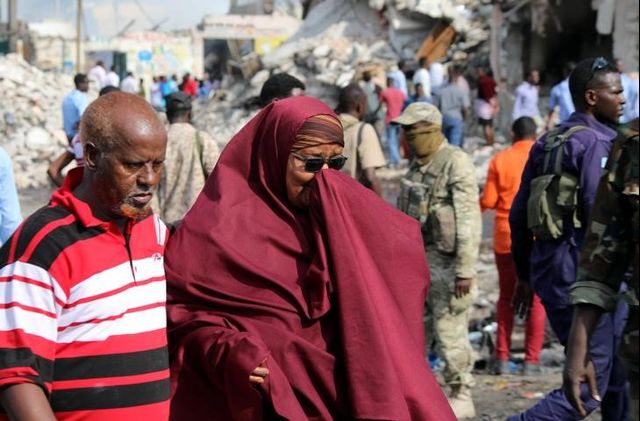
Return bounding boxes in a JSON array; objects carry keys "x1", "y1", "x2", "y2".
[{"x1": 138, "y1": 50, "x2": 153, "y2": 61}]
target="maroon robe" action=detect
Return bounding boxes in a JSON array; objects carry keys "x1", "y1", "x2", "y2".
[{"x1": 165, "y1": 96, "x2": 455, "y2": 420}]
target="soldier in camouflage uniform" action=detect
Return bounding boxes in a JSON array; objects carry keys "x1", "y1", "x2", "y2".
[
  {"x1": 151, "y1": 92, "x2": 219, "y2": 224},
  {"x1": 394, "y1": 102, "x2": 481, "y2": 419},
  {"x1": 563, "y1": 119, "x2": 639, "y2": 419}
]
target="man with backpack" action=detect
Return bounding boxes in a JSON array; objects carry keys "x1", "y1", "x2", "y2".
[
  {"x1": 151, "y1": 91, "x2": 219, "y2": 224},
  {"x1": 563, "y1": 117, "x2": 639, "y2": 420},
  {"x1": 509, "y1": 57, "x2": 628, "y2": 420},
  {"x1": 336, "y1": 84, "x2": 386, "y2": 196}
]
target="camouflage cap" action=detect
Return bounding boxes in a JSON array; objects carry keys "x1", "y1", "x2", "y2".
[{"x1": 391, "y1": 102, "x2": 442, "y2": 127}]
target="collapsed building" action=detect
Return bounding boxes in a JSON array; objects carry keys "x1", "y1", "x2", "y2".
[{"x1": 1, "y1": 0, "x2": 637, "y2": 190}]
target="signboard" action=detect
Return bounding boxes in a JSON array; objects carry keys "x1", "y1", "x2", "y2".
[{"x1": 138, "y1": 50, "x2": 153, "y2": 61}]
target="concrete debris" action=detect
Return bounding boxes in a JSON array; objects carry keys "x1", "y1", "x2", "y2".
[
  {"x1": 193, "y1": 0, "x2": 493, "y2": 148},
  {"x1": 0, "y1": 54, "x2": 96, "y2": 189}
]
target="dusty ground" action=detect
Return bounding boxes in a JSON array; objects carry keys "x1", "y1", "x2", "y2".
[{"x1": 17, "y1": 181, "x2": 600, "y2": 421}]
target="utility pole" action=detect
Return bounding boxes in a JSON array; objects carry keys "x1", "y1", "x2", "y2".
[
  {"x1": 76, "y1": 0, "x2": 82, "y2": 72},
  {"x1": 8, "y1": 0, "x2": 17, "y2": 53}
]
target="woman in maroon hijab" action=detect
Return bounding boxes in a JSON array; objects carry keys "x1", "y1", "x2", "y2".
[{"x1": 165, "y1": 96, "x2": 455, "y2": 420}]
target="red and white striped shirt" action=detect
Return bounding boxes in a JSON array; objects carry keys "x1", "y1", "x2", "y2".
[{"x1": 0, "y1": 169, "x2": 170, "y2": 420}]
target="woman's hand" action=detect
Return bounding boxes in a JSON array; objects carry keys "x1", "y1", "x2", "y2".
[{"x1": 249, "y1": 360, "x2": 269, "y2": 385}]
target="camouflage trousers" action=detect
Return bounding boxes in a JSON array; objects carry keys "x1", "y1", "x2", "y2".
[{"x1": 425, "y1": 249, "x2": 477, "y2": 389}]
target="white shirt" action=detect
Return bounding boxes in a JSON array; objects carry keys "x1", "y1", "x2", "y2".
[
  {"x1": 105, "y1": 71, "x2": 120, "y2": 88},
  {"x1": 429, "y1": 62, "x2": 445, "y2": 90},
  {"x1": 88, "y1": 65, "x2": 106, "y2": 88},
  {"x1": 412, "y1": 68, "x2": 432, "y2": 98},
  {"x1": 120, "y1": 76, "x2": 139, "y2": 94}
]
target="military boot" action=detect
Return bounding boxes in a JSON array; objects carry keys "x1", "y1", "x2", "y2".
[{"x1": 448, "y1": 385, "x2": 476, "y2": 419}]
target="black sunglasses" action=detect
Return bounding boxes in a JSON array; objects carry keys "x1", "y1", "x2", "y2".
[
  {"x1": 290, "y1": 151, "x2": 348, "y2": 173},
  {"x1": 586, "y1": 57, "x2": 609, "y2": 83}
]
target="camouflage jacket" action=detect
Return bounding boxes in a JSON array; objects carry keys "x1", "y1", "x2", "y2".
[
  {"x1": 398, "y1": 144, "x2": 481, "y2": 279},
  {"x1": 570, "y1": 129, "x2": 639, "y2": 311},
  {"x1": 151, "y1": 123, "x2": 220, "y2": 224}
]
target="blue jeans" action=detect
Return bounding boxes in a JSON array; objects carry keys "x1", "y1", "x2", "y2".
[
  {"x1": 442, "y1": 115, "x2": 464, "y2": 147},
  {"x1": 507, "y1": 299, "x2": 629, "y2": 421},
  {"x1": 385, "y1": 124, "x2": 400, "y2": 166}
]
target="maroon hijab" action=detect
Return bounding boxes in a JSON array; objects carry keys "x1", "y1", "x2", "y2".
[{"x1": 165, "y1": 96, "x2": 455, "y2": 420}]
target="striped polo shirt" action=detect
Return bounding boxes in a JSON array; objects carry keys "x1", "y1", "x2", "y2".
[{"x1": 0, "y1": 169, "x2": 170, "y2": 420}]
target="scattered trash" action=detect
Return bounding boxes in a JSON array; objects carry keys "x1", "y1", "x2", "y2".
[{"x1": 520, "y1": 391, "x2": 545, "y2": 399}]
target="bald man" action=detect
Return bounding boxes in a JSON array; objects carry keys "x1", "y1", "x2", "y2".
[{"x1": 0, "y1": 92, "x2": 171, "y2": 420}]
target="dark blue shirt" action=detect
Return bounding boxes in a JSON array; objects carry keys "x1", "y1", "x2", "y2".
[{"x1": 509, "y1": 112, "x2": 617, "y2": 306}]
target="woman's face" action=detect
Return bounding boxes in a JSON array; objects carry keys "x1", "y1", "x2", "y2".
[{"x1": 286, "y1": 142, "x2": 344, "y2": 209}]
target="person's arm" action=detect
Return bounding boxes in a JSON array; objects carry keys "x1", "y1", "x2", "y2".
[
  {"x1": 571, "y1": 137, "x2": 632, "y2": 310},
  {"x1": 198, "y1": 131, "x2": 220, "y2": 176},
  {"x1": 358, "y1": 124, "x2": 386, "y2": 197},
  {"x1": 563, "y1": 304, "x2": 603, "y2": 417},
  {"x1": 363, "y1": 167, "x2": 383, "y2": 196},
  {"x1": 509, "y1": 151, "x2": 536, "y2": 314},
  {"x1": 546, "y1": 89, "x2": 558, "y2": 130},
  {"x1": 170, "y1": 310, "x2": 270, "y2": 390},
  {"x1": 0, "y1": 150, "x2": 22, "y2": 244},
  {"x1": 579, "y1": 135, "x2": 612, "y2": 224},
  {"x1": 509, "y1": 151, "x2": 535, "y2": 282},
  {"x1": 47, "y1": 150, "x2": 75, "y2": 188},
  {"x1": 449, "y1": 152, "x2": 481, "y2": 295},
  {"x1": 0, "y1": 384, "x2": 57, "y2": 421},
  {"x1": 512, "y1": 87, "x2": 523, "y2": 120},
  {"x1": 461, "y1": 88, "x2": 470, "y2": 120},
  {"x1": 479, "y1": 157, "x2": 499, "y2": 212},
  {"x1": 0, "y1": 245, "x2": 60, "y2": 419}
]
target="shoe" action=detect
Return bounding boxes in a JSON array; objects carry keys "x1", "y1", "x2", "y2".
[
  {"x1": 523, "y1": 362, "x2": 542, "y2": 375},
  {"x1": 492, "y1": 359, "x2": 510, "y2": 375},
  {"x1": 448, "y1": 386, "x2": 476, "y2": 419}
]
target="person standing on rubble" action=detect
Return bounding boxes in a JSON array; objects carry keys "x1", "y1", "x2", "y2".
[
  {"x1": 545, "y1": 62, "x2": 575, "y2": 130},
  {"x1": 61, "y1": 73, "x2": 89, "y2": 144},
  {"x1": 87, "y1": 60, "x2": 106, "y2": 88},
  {"x1": 433, "y1": 66, "x2": 470, "y2": 148},
  {"x1": 0, "y1": 146, "x2": 21, "y2": 246},
  {"x1": 120, "y1": 71, "x2": 139, "y2": 94},
  {"x1": 151, "y1": 76, "x2": 165, "y2": 111},
  {"x1": 336, "y1": 83, "x2": 386, "y2": 196},
  {"x1": 380, "y1": 77, "x2": 406, "y2": 168},
  {"x1": 105, "y1": 65, "x2": 120, "y2": 88},
  {"x1": 413, "y1": 57, "x2": 432, "y2": 102},
  {"x1": 616, "y1": 58, "x2": 640, "y2": 125},
  {"x1": 388, "y1": 60, "x2": 409, "y2": 99},
  {"x1": 480, "y1": 116, "x2": 546, "y2": 375},
  {"x1": 151, "y1": 92, "x2": 219, "y2": 225},
  {"x1": 359, "y1": 70, "x2": 385, "y2": 138},
  {"x1": 512, "y1": 69, "x2": 541, "y2": 126},
  {"x1": 395, "y1": 102, "x2": 481, "y2": 419},
  {"x1": 259, "y1": 72, "x2": 306, "y2": 107},
  {"x1": 509, "y1": 57, "x2": 629, "y2": 420},
  {"x1": 475, "y1": 66, "x2": 499, "y2": 146}
]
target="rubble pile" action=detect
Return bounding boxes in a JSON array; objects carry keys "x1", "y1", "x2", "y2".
[
  {"x1": 195, "y1": 0, "x2": 493, "y2": 146},
  {"x1": 0, "y1": 54, "x2": 79, "y2": 189}
]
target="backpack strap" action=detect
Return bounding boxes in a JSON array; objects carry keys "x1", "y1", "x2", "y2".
[
  {"x1": 356, "y1": 122, "x2": 366, "y2": 147},
  {"x1": 542, "y1": 125, "x2": 591, "y2": 175}
]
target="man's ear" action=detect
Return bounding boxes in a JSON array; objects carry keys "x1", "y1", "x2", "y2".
[
  {"x1": 584, "y1": 89, "x2": 598, "y2": 108},
  {"x1": 84, "y1": 142, "x2": 100, "y2": 171}
]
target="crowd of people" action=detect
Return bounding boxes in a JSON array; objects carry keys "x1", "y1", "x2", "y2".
[{"x1": 0, "y1": 54, "x2": 638, "y2": 421}]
